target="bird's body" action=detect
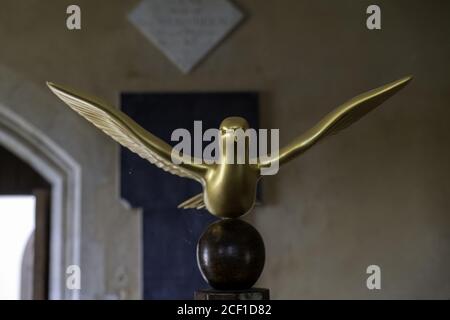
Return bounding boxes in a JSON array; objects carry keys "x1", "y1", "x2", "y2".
[
  {"x1": 204, "y1": 161, "x2": 260, "y2": 218},
  {"x1": 47, "y1": 76, "x2": 412, "y2": 219},
  {"x1": 201, "y1": 116, "x2": 261, "y2": 217}
]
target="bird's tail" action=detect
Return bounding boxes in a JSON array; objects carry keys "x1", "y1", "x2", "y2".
[{"x1": 178, "y1": 193, "x2": 205, "y2": 210}]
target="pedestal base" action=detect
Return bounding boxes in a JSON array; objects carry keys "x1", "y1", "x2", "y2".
[{"x1": 194, "y1": 288, "x2": 270, "y2": 300}]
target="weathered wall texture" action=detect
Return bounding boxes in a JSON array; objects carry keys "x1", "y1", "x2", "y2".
[{"x1": 0, "y1": 0, "x2": 449, "y2": 298}]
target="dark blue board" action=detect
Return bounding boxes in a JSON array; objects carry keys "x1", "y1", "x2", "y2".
[{"x1": 120, "y1": 92, "x2": 259, "y2": 299}]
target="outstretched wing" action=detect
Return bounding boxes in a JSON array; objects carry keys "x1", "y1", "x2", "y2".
[
  {"x1": 177, "y1": 193, "x2": 205, "y2": 210},
  {"x1": 259, "y1": 76, "x2": 412, "y2": 168},
  {"x1": 47, "y1": 82, "x2": 208, "y2": 183}
]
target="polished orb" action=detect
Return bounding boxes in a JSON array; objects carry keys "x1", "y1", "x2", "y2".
[{"x1": 197, "y1": 219, "x2": 265, "y2": 290}]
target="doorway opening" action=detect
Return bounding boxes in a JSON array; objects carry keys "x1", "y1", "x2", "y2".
[{"x1": 0, "y1": 145, "x2": 51, "y2": 299}]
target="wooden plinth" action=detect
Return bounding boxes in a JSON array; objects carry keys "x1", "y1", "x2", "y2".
[{"x1": 194, "y1": 288, "x2": 270, "y2": 300}]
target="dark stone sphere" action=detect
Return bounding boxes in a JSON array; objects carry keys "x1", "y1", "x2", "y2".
[{"x1": 196, "y1": 219, "x2": 265, "y2": 290}]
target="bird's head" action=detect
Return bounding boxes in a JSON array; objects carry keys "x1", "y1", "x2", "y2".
[
  {"x1": 219, "y1": 117, "x2": 250, "y2": 135},
  {"x1": 218, "y1": 117, "x2": 254, "y2": 165}
]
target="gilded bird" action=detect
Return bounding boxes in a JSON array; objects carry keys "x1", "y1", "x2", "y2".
[{"x1": 47, "y1": 76, "x2": 411, "y2": 218}]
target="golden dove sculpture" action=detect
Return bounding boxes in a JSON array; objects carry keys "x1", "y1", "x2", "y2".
[{"x1": 47, "y1": 76, "x2": 411, "y2": 218}]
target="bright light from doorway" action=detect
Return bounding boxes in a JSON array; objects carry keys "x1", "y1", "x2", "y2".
[{"x1": 0, "y1": 196, "x2": 35, "y2": 300}]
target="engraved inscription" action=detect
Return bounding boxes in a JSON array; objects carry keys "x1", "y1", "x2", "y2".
[{"x1": 128, "y1": 0, "x2": 244, "y2": 73}]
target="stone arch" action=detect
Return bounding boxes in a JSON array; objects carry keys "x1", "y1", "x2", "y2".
[{"x1": 0, "y1": 104, "x2": 81, "y2": 299}]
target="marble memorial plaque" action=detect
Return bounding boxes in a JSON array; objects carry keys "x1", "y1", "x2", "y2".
[{"x1": 128, "y1": 0, "x2": 244, "y2": 73}]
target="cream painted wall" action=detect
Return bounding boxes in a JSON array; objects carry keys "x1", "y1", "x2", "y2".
[{"x1": 0, "y1": 0, "x2": 449, "y2": 299}]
